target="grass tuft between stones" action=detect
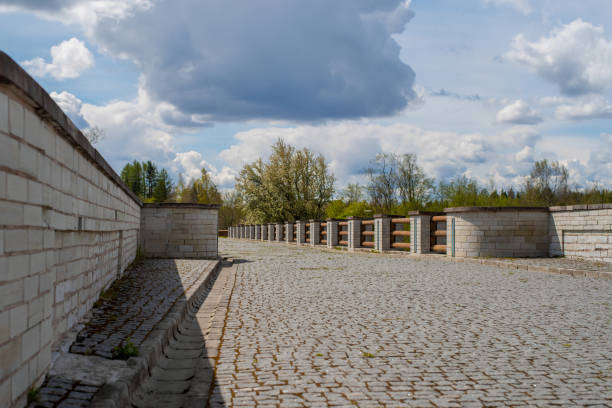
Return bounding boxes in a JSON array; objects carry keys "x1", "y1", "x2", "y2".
[{"x1": 112, "y1": 337, "x2": 139, "y2": 360}]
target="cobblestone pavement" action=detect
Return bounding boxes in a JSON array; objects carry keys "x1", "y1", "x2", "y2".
[
  {"x1": 211, "y1": 239, "x2": 611, "y2": 407},
  {"x1": 497, "y1": 256, "x2": 612, "y2": 273},
  {"x1": 132, "y1": 260, "x2": 236, "y2": 408},
  {"x1": 71, "y1": 259, "x2": 214, "y2": 359}
]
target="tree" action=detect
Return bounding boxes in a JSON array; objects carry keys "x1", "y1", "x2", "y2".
[
  {"x1": 366, "y1": 153, "x2": 397, "y2": 212},
  {"x1": 152, "y1": 169, "x2": 173, "y2": 202},
  {"x1": 236, "y1": 139, "x2": 335, "y2": 222},
  {"x1": 523, "y1": 159, "x2": 569, "y2": 205},
  {"x1": 143, "y1": 161, "x2": 158, "y2": 199},
  {"x1": 120, "y1": 160, "x2": 145, "y2": 198},
  {"x1": 219, "y1": 190, "x2": 245, "y2": 229},
  {"x1": 340, "y1": 183, "x2": 364, "y2": 203},
  {"x1": 192, "y1": 168, "x2": 222, "y2": 204},
  {"x1": 395, "y1": 153, "x2": 433, "y2": 210}
]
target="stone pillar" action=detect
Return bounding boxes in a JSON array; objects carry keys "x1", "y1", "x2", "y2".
[
  {"x1": 238, "y1": 225, "x2": 242, "y2": 238},
  {"x1": 276, "y1": 223, "x2": 283, "y2": 241},
  {"x1": 268, "y1": 224, "x2": 274, "y2": 242},
  {"x1": 348, "y1": 217, "x2": 361, "y2": 251},
  {"x1": 285, "y1": 222, "x2": 294, "y2": 244},
  {"x1": 250, "y1": 225, "x2": 255, "y2": 239},
  {"x1": 255, "y1": 224, "x2": 261, "y2": 240},
  {"x1": 296, "y1": 220, "x2": 306, "y2": 245},
  {"x1": 410, "y1": 215, "x2": 431, "y2": 254},
  {"x1": 261, "y1": 224, "x2": 267, "y2": 241},
  {"x1": 310, "y1": 220, "x2": 320, "y2": 246},
  {"x1": 374, "y1": 215, "x2": 391, "y2": 251},
  {"x1": 326, "y1": 219, "x2": 339, "y2": 248}
]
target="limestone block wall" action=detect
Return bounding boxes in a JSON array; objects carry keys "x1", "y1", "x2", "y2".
[
  {"x1": 445, "y1": 207, "x2": 549, "y2": 258},
  {"x1": 0, "y1": 52, "x2": 141, "y2": 408},
  {"x1": 140, "y1": 203, "x2": 219, "y2": 259},
  {"x1": 549, "y1": 204, "x2": 612, "y2": 263}
]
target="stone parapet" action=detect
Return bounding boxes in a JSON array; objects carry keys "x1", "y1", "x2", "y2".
[
  {"x1": 445, "y1": 207, "x2": 549, "y2": 258},
  {"x1": 141, "y1": 203, "x2": 219, "y2": 259},
  {"x1": 0, "y1": 52, "x2": 142, "y2": 408}
]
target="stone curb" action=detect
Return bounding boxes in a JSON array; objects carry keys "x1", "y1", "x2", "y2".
[
  {"x1": 229, "y1": 238, "x2": 612, "y2": 280},
  {"x1": 89, "y1": 259, "x2": 222, "y2": 408}
]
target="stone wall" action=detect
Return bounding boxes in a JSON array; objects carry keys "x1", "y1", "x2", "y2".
[
  {"x1": 140, "y1": 203, "x2": 219, "y2": 259},
  {"x1": 549, "y1": 204, "x2": 612, "y2": 263},
  {"x1": 0, "y1": 52, "x2": 141, "y2": 407},
  {"x1": 444, "y1": 207, "x2": 550, "y2": 258}
]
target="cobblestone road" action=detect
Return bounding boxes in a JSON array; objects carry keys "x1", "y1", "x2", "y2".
[{"x1": 211, "y1": 239, "x2": 611, "y2": 407}]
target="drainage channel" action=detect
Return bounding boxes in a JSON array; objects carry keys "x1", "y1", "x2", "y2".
[{"x1": 131, "y1": 259, "x2": 237, "y2": 408}]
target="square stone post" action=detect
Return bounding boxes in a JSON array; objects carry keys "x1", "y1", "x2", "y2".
[
  {"x1": 261, "y1": 224, "x2": 267, "y2": 241},
  {"x1": 268, "y1": 224, "x2": 274, "y2": 242},
  {"x1": 374, "y1": 215, "x2": 391, "y2": 251},
  {"x1": 410, "y1": 215, "x2": 431, "y2": 254},
  {"x1": 348, "y1": 217, "x2": 362, "y2": 251},
  {"x1": 309, "y1": 220, "x2": 320, "y2": 246},
  {"x1": 245, "y1": 225, "x2": 250, "y2": 239},
  {"x1": 276, "y1": 223, "x2": 283, "y2": 241},
  {"x1": 255, "y1": 224, "x2": 261, "y2": 240},
  {"x1": 238, "y1": 225, "x2": 242, "y2": 238},
  {"x1": 326, "y1": 219, "x2": 339, "y2": 248},
  {"x1": 285, "y1": 222, "x2": 294, "y2": 244},
  {"x1": 296, "y1": 220, "x2": 306, "y2": 245}
]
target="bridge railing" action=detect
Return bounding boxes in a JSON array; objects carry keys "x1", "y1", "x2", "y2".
[{"x1": 228, "y1": 213, "x2": 449, "y2": 255}]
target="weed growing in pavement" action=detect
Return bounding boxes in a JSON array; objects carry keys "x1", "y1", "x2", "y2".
[
  {"x1": 112, "y1": 337, "x2": 139, "y2": 360},
  {"x1": 361, "y1": 351, "x2": 375, "y2": 358},
  {"x1": 27, "y1": 387, "x2": 40, "y2": 403}
]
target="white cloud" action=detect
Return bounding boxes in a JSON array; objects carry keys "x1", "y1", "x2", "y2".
[
  {"x1": 172, "y1": 151, "x2": 237, "y2": 187},
  {"x1": 554, "y1": 95, "x2": 612, "y2": 120},
  {"x1": 50, "y1": 90, "x2": 83, "y2": 116},
  {"x1": 22, "y1": 37, "x2": 94, "y2": 80},
  {"x1": 496, "y1": 100, "x2": 542, "y2": 124},
  {"x1": 219, "y1": 122, "x2": 518, "y2": 187},
  {"x1": 483, "y1": 0, "x2": 532, "y2": 15},
  {"x1": 505, "y1": 19, "x2": 612, "y2": 95}
]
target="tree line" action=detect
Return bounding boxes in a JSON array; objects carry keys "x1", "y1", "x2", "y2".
[{"x1": 119, "y1": 140, "x2": 611, "y2": 228}]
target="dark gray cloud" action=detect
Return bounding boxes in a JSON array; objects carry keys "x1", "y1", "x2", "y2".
[{"x1": 90, "y1": 0, "x2": 416, "y2": 122}]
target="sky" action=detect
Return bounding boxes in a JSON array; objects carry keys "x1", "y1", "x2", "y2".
[{"x1": 0, "y1": 0, "x2": 611, "y2": 191}]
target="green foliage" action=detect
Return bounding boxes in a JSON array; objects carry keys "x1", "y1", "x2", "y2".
[
  {"x1": 152, "y1": 169, "x2": 173, "y2": 202},
  {"x1": 121, "y1": 160, "x2": 173, "y2": 201},
  {"x1": 236, "y1": 139, "x2": 335, "y2": 222},
  {"x1": 112, "y1": 337, "x2": 139, "y2": 360},
  {"x1": 219, "y1": 190, "x2": 245, "y2": 229},
  {"x1": 27, "y1": 387, "x2": 40, "y2": 403},
  {"x1": 176, "y1": 168, "x2": 222, "y2": 204},
  {"x1": 325, "y1": 200, "x2": 375, "y2": 219}
]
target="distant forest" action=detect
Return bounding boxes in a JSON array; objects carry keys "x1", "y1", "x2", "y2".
[{"x1": 120, "y1": 140, "x2": 612, "y2": 228}]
